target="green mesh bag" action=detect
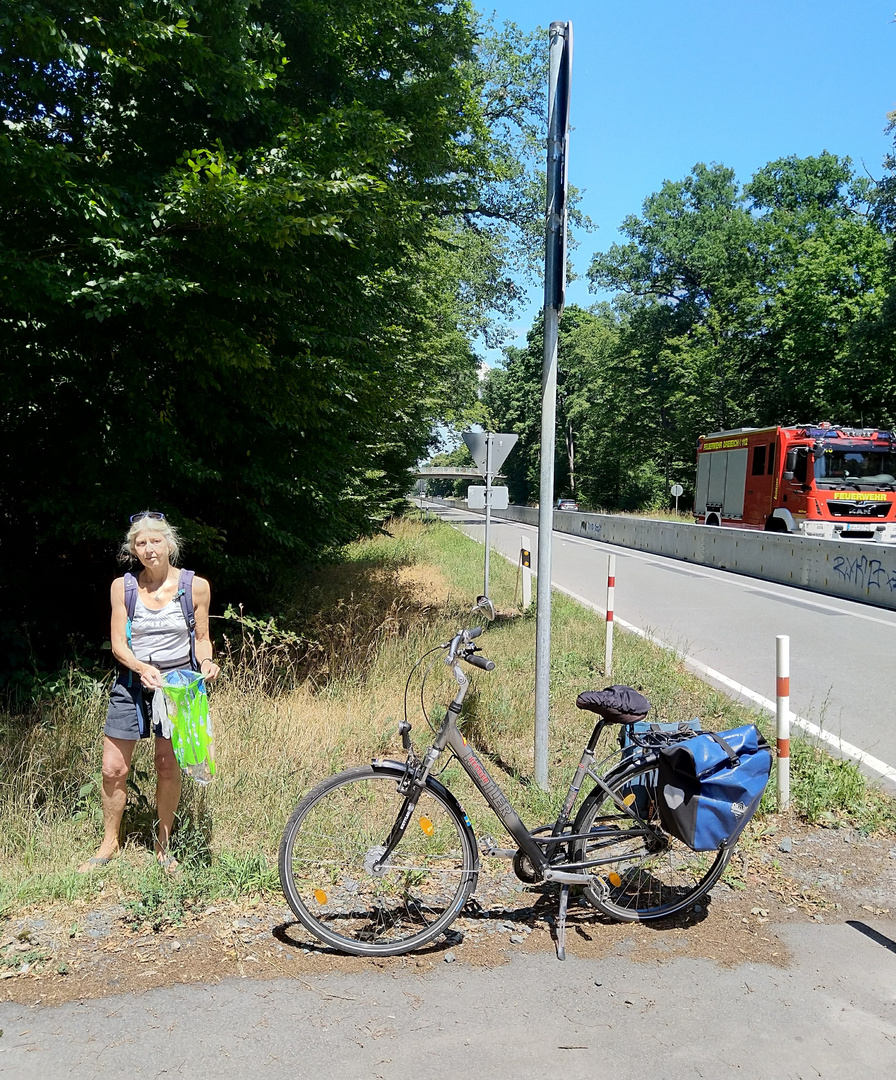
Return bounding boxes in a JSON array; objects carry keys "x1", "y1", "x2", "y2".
[{"x1": 161, "y1": 670, "x2": 216, "y2": 783}]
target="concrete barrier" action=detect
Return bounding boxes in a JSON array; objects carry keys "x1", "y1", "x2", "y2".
[{"x1": 429, "y1": 499, "x2": 896, "y2": 612}]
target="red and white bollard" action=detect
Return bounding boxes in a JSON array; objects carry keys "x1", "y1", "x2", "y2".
[
  {"x1": 776, "y1": 635, "x2": 790, "y2": 811},
  {"x1": 605, "y1": 554, "x2": 616, "y2": 680}
]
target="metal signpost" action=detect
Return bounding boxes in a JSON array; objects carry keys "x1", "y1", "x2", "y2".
[
  {"x1": 463, "y1": 431, "x2": 518, "y2": 598},
  {"x1": 534, "y1": 21, "x2": 572, "y2": 790},
  {"x1": 671, "y1": 482, "x2": 683, "y2": 513}
]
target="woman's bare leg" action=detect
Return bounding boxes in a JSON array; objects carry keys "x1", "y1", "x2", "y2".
[
  {"x1": 78, "y1": 735, "x2": 135, "y2": 872},
  {"x1": 154, "y1": 736, "x2": 182, "y2": 868}
]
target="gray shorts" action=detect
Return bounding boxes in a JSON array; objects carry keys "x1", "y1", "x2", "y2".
[
  {"x1": 104, "y1": 679, "x2": 158, "y2": 741},
  {"x1": 104, "y1": 658, "x2": 192, "y2": 741}
]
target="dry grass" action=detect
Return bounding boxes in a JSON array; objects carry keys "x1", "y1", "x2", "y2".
[{"x1": 1, "y1": 513, "x2": 893, "y2": 917}]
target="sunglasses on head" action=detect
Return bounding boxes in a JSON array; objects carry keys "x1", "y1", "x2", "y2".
[{"x1": 129, "y1": 511, "x2": 166, "y2": 523}]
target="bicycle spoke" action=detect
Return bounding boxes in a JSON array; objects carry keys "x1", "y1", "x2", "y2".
[{"x1": 573, "y1": 763, "x2": 730, "y2": 920}]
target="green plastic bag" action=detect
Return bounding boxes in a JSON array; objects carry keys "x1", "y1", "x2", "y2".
[{"x1": 161, "y1": 670, "x2": 216, "y2": 784}]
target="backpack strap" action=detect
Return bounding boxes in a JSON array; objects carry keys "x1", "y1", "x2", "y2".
[
  {"x1": 123, "y1": 572, "x2": 138, "y2": 622},
  {"x1": 122, "y1": 573, "x2": 139, "y2": 687},
  {"x1": 176, "y1": 569, "x2": 197, "y2": 670}
]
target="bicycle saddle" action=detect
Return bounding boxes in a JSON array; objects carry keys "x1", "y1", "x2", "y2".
[{"x1": 575, "y1": 685, "x2": 650, "y2": 724}]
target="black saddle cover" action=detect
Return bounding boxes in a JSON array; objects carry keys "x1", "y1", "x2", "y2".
[{"x1": 575, "y1": 685, "x2": 650, "y2": 724}]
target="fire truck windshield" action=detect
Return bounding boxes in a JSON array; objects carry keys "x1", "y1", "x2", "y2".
[{"x1": 815, "y1": 447, "x2": 896, "y2": 489}]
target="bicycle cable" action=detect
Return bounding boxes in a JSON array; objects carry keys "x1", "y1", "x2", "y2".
[{"x1": 402, "y1": 643, "x2": 446, "y2": 734}]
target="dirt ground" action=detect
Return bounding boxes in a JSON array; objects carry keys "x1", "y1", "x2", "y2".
[{"x1": 2, "y1": 815, "x2": 894, "y2": 1007}]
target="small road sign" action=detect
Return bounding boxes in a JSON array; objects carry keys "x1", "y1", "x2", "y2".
[
  {"x1": 462, "y1": 432, "x2": 519, "y2": 476},
  {"x1": 468, "y1": 485, "x2": 509, "y2": 510}
]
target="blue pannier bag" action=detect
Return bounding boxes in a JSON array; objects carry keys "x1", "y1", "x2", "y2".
[
  {"x1": 617, "y1": 718, "x2": 703, "y2": 818},
  {"x1": 656, "y1": 726, "x2": 772, "y2": 851}
]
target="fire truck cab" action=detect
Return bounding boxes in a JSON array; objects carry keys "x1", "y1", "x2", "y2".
[{"x1": 695, "y1": 424, "x2": 896, "y2": 543}]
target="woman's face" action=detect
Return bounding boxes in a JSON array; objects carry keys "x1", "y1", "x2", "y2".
[{"x1": 134, "y1": 532, "x2": 170, "y2": 570}]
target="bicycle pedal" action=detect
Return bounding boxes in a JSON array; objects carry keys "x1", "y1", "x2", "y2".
[
  {"x1": 587, "y1": 874, "x2": 610, "y2": 902},
  {"x1": 479, "y1": 835, "x2": 515, "y2": 858}
]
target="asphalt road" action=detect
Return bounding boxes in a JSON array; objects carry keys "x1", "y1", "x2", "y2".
[
  {"x1": 426, "y1": 502, "x2": 896, "y2": 790},
  {"x1": 2, "y1": 921, "x2": 895, "y2": 1079}
]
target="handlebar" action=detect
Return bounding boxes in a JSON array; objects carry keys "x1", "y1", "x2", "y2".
[
  {"x1": 445, "y1": 626, "x2": 495, "y2": 671},
  {"x1": 464, "y1": 653, "x2": 495, "y2": 672}
]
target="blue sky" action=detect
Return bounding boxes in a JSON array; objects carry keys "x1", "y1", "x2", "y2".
[{"x1": 480, "y1": 0, "x2": 896, "y2": 350}]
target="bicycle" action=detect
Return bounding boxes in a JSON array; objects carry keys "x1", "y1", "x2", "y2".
[{"x1": 278, "y1": 598, "x2": 733, "y2": 960}]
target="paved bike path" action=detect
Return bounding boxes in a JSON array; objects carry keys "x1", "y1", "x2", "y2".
[{"x1": 1, "y1": 920, "x2": 894, "y2": 1078}]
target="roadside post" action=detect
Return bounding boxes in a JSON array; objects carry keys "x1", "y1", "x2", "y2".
[
  {"x1": 605, "y1": 553, "x2": 616, "y2": 679},
  {"x1": 463, "y1": 431, "x2": 517, "y2": 598},
  {"x1": 520, "y1": 537, "x2": 532, "y2": 609},
  {"x1": 776, "y1": 635, "x2": 791, "y2": 810}
]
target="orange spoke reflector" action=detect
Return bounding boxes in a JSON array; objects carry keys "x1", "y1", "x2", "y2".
[
  {"x1": 313, "y1": 889, "x2": 328, "y2": 905},
  {"x1": 420, "y1": 816, "x2": 434, "y2": 835},
  {"x1": 608, "y1": 872, "x2": 622, "y2": 887},
  {"x1": 623, "y1": 793, "x2": 636, "y2": 807}
]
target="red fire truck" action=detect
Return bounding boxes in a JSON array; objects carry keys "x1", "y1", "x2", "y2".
[{"x1": 695, "y1": 424, "x2": 896, "y2": 542}]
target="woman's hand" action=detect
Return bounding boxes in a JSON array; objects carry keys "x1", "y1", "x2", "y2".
[
  {"x1": 139, "y1": 664, "x2": 164, "y2": 689},
  {"x1": 198, "y1": 657, "x2": 221, "y2": 682}
]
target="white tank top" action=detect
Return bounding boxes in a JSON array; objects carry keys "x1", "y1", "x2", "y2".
[{"x1": 131, "y1": 596, "x2": 191, "y2": 667}]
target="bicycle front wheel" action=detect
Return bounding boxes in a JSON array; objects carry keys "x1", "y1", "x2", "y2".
[
  {"x1": 571, "y1": 761, "x2": 732, "y2": 921},
  {"x1": 279, "y1": 764, "x2": 479, "y2": 956}
]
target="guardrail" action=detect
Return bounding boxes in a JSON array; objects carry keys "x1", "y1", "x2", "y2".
[{"x1": 428, "y1": 499, "x2": 896, "y2": 612}]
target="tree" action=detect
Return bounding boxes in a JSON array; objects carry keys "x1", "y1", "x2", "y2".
[
  {"x1": 745, "y1": 153, "x2": 889, "y2": 425},
  {"x1": 480, "y1": 305, "x2": 618, "y2": 506},
  {"x1": 583, "y1": 154, "x2": 894, "y2": 508},
  {"x1": 0, "y1": 2, "x2": 551, "y2": 674}
]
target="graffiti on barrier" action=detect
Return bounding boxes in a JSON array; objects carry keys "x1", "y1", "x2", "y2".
[
  {"x1": 832, "y1": 554, "x2": 896, "y2": 591},
  {"x1": 583, "y1": 521, "x2": 602, "y2": 537}
]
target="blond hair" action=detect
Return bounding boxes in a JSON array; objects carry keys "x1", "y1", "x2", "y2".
[{"x1": 120, "y1": 515, "x2": 182, "y2": 564}]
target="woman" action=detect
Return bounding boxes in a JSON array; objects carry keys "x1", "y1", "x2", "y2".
[{"x1": 78, "y1": 512, "x2": 220, "y2": 873}]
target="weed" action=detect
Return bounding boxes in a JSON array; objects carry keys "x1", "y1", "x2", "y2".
[
  {"x1": 122, "y1": 878, "x2": 189, "y2": 933},
  {"x1": 214, "y1": 852, "x2": 279, "y2": 897}
]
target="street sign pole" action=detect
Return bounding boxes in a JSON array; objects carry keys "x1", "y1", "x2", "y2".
[
  {"x1": 484, "y1": 433, "x2": 493, "y2": 597},
  {"x1": 534, "y1": 21, "x2": 572, "y2": 791},
  {"x1": 462, "y1": 431, "x2": 518, "y2": 600}
]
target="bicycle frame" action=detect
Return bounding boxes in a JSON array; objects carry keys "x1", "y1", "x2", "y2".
[{"x1": 389, "y1": 658, "x2": 666, "y2": 888}]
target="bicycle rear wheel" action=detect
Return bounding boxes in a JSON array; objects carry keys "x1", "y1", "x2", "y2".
[
  {"x1": 279, "y1": 764, "x2": 478, "y2": 956},
  {"x1": 572, "y1": 761, "x2": 731, "y2": 921}
]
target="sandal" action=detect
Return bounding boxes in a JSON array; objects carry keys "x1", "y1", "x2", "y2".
[{"x1": 77, "y1": 855, "x2": 114, "y2": 874}]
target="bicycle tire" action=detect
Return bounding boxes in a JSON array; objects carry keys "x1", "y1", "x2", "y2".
[
  {"x1": 279, "y1": 764, "x2": 479, "y2": 956},
  {"x1": 571, "y1": 760, "x2": 732, "y2": 921}
]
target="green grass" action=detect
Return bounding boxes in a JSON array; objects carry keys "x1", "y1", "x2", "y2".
[{"x1": 1, "y1": 513, "x2": 893, "y2": 922}]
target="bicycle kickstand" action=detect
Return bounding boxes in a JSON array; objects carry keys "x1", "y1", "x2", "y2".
[{"x1": 555, "y1": 884, "x2": 570, "y2": 961}]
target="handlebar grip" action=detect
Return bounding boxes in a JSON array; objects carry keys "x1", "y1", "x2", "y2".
[
  {"x1": 465, "y1": 653, "x2": 495, "y2": 671},
  {"x1": 467, "y1": 626, "x2": 483, "y2": 640}
]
